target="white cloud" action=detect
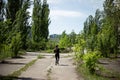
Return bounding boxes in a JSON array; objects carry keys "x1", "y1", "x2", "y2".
[
  {"x1": 47, "y1": 0, "x2": 62, "y2": 4},
  {"x1": 50, "y1": 10, "x2": 86, "y2": 18}
]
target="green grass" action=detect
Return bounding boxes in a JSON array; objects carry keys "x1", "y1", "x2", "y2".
[
  {"x1": 37, "y1": 54, "x2": 45, "y2": 59},
  {"x1": 9, "y1": 59, "x2": 37, "y2": 77},
  {"x1": 77, "y1": 64, "x2": 109, "y2": 80},
  {"x1": 0, "y1": 59, "x2": 37, "y2": 79},
  {"x1": 98, "y1": 64, "x2": 120, "y2": 79}
]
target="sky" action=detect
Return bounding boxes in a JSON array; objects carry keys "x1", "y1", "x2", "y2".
[{"x1": 30, "y1": 0, "x2": 105, "y2": 35}]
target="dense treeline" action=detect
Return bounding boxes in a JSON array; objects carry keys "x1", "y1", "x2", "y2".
[
  {"x1": 82, "y1": 0, "x2": 120, "y2": 57},
  {"x1": 73, "y1": 0, "x2": 120, "y2": 57},
  {"x1": 57, "y1": 0, "x2": 120, "y2": 56},
  {"x1": 31, "y1": 0, "x2": 50, "y2": 50},
  {"x1": 74, "y1": 0, "x2": 120, "y2": 74},
  {"x1": 0, "y1": 0, "x2": 50, "y2": 60}
]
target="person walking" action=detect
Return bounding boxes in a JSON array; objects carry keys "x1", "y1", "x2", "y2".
[{"x1": 54, "y1": 45, "x2": 60, "y2": 65}]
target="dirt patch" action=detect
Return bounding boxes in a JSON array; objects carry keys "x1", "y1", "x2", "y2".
[{"x1": 97, "y1": 57, "x2": 120, "y2": 80}]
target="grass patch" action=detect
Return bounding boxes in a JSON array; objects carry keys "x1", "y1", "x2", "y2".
[
  {"x1": 47, "y1": 66, "x2": 52, "y2": 80},
  {"x1": 77, "y1": 64, "x2": 109, "y2": 80},
  {"x1": 9, "y1": 59, "x2": 37, "y2": 77},
  {"x1": 18, "y1": 50, "x2": 26, "y2": 55},
  {"x1": 37, "y1": 54, "x2": 45, "y2": 59},
  {"x1": 96, "y1": 64, "x2": 120, "y2": 79}
]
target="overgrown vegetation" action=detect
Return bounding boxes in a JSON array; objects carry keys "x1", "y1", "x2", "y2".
[
  {"x1": 9, "y1": 59, "x2": 37, "y2": 77},
  {"x1": 82, "y1": 51, "x2": 101, "y2": 73},
  {"x1": 0, "y1": 0, "x2": 120, "y2": 79},
  {"x1": 73, "y1": 0, "x2": 120, "y2": 79},
  {"x1": 0, "y1": 59, "x2": 37, "y2": 80},
  {"x1": 37, "y1": 54, "x2": 45, "y2": 59},
  {"x1": 0, "y1": 0, "x2": 50, "y2": 60}
]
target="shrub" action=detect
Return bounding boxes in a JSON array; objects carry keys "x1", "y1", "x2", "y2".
[
  {"x1": 37, "y1": 54, "x2": 44, "y2": 59},
  {"x1": 74, "y1": 52, "x2": 83, "y2": 63},
  {"x1": 82, "y1": 51, "x2": 101, "y2": 73},
  {"x1": 10, "y1": 33, "x2": 22, "y2": 57},
  {"x1": 0, "y1": 44, "x2": 12, "y2": 61}
]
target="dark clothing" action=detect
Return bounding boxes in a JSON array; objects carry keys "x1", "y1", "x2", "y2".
[
  {"x1": 54, "y1": 48, "x2": 59, "y2": 54},
  {"x1": 54, "y1": 48, "x2": 60, "y2": 65},
  {"x1": 55, "y1": 53, "x2": 59, "y2": 62}
]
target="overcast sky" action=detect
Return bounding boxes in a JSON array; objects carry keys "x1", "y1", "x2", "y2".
[{"x1": 30, "y1": 0, "x2": 105, "y2": 35}]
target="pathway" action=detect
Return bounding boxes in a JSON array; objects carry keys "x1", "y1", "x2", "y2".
[{"x1": 19, "y1": 53, "x2": 84, "y2": 80}]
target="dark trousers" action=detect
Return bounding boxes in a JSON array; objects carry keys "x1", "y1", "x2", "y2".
[{"x1": 55, "y1": 54, "x2": 59, "y2": 64}]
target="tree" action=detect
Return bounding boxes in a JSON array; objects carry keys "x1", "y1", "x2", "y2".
[
  {"x1": 103, "y1": 0, "x2": 120, "y2": 56},
  {"x1": 84, "y1": 15, "x2": 96, "y2": 51},
  {"x1": 69, "y1": 30, "x2": 76, "y2": 46},
  {"x1": 59, "y1": 31, "x2": 71, "y2": 48},
  {"x1": 74, "y1": 32, "x2": 86, "y2": 54},
  {"x1": 0, "y1": 0, "x2": 12, "y2": 60},
  {"x1": 32, "y1": 0, "x2": 42, "y2": 43},
  {"x1": 31, "y1": 0, "x2": 50, "y2": 50},
  {"x1": 14, "y1": 0, "x2": 30, "y2": 50},
  {"x1": 6, "y1": 0, "x2": 23, "y2": 23},
  {"x1": 10, "y1": 33, "x2": 22, "y2": 57},
  {"x1": 0, "y1": 0, "x2": 5, "y2": 21},
  {"x1": 0, "y1": 20, "x2": 12, "y2": 60},
  {"x1": 10, "y1": 0, "x2": 30, "y2": 57},
  {"x1": 41, "y1": 0, "x2": 50, "y2": 41}
]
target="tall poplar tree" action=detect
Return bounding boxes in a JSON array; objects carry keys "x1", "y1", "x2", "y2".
[
  {"x1": 6, "y1": 0, "x2": 23, "y2": 23},
  {"x1": 10, "y1": 0, "x2": 30, "y2": 57},
  {"x1": 103, "y1": 0, "x2": 120, "y2": 56},
  {"x1": 32, "y1": 0, "x2": 42, "y2": 43},
  {"x1": 32, "y1": 0, "x2": 50, "y2": 50},
  {"x1": 41, "y1": 0, "x2": 50, "y2": 41},
  {"x1": 0, "y1": 0, "x2": 5, "y2": 21}
]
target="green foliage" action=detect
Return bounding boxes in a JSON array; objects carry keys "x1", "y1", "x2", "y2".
[
  {"x1": 41, "y1": 0, "x2": 50, "y2": 41},
  {"x1": 84, "y1": 12, "x2": 101, "y2": 51},
  {"x1": 46, "y1": 40, "x2": 56, "y2": 50},
  {"x1": 10, "y1": 33, "x2": 22, "y2": 57},
  {"x1": 31, "y1": 0, "x2": 50, "y2": 50},
  {"x1": 6, "y1": 0, "x2": 23, "y2": 22},
  {"x1": 103, "y1": 0, "x2": 120, "y2": 55},
  {"x1": 77, "y1": 64, "x2": 109, "y2": 80},
  {"x1": 0, "y1": 20, "x2": 13, "y2": 60},
  {"x1": 32, "y1": 0, "x2": 42, "y2": 43},
  {"x1": 0, "y1": 44, "x2": 12, "y2": 61},
  {"x1": 97, "y1": 19, "x2": 116, "y2": 57},
  {"x1": 69, "y1": 30, "x2": 76, "y2": 46},
  {"x1": 59, "y1": 31, "x2": 71, "y2": 48},
  {"x1": 83, "y1": 4, "x2": 119, "y2": 57},
  {"x1": 82, "y1": 51, "x2": 101, "y2": 73},
  {"x1": 74, "y1": 33, "x2": 85, "y2": 53},
  {"x1": 14, "y1": 0, "x2": 30, "y2": 50},
  {"x1": 0, "y1": 0, "x2": 5, "y2": 21},
  {"x1": 28, "y1": 39, "x2": 46, "y2": 51},
  {"x1": 37, "y1": 54, "x2": 44, "y2": 59},
  {"x1": 74, "y1": 52, "x2": 83, "y2": 63},
  {"x1": 9, "y1": 59, "x2": 37, "y2": 77}
]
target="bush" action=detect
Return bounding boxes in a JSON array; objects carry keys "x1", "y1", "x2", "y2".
[
  {"x1": 0, "y1": 44, "x2": 12, "y2": 61},
  {"x1": 82, "y1": 51, "x2": 101, "y2": 73},
  {"x1": 10, "y1": 33, "x2": 22, "y2": 57},
  {"x1": 74, "y1": 52, "x2": 83, "y2": 63},
  {"x1": 26, "y1": 40, "x2": 46, "y2": 51},
  {"x1": 45, "y1": 49, "x2": 53, "y2": 53},
  {"x1": 59, "y1": 48, "x2": 71, "y2": 53},
  {"x1": 37, "y1": 54, "x2": 44, "y2": 59}
]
